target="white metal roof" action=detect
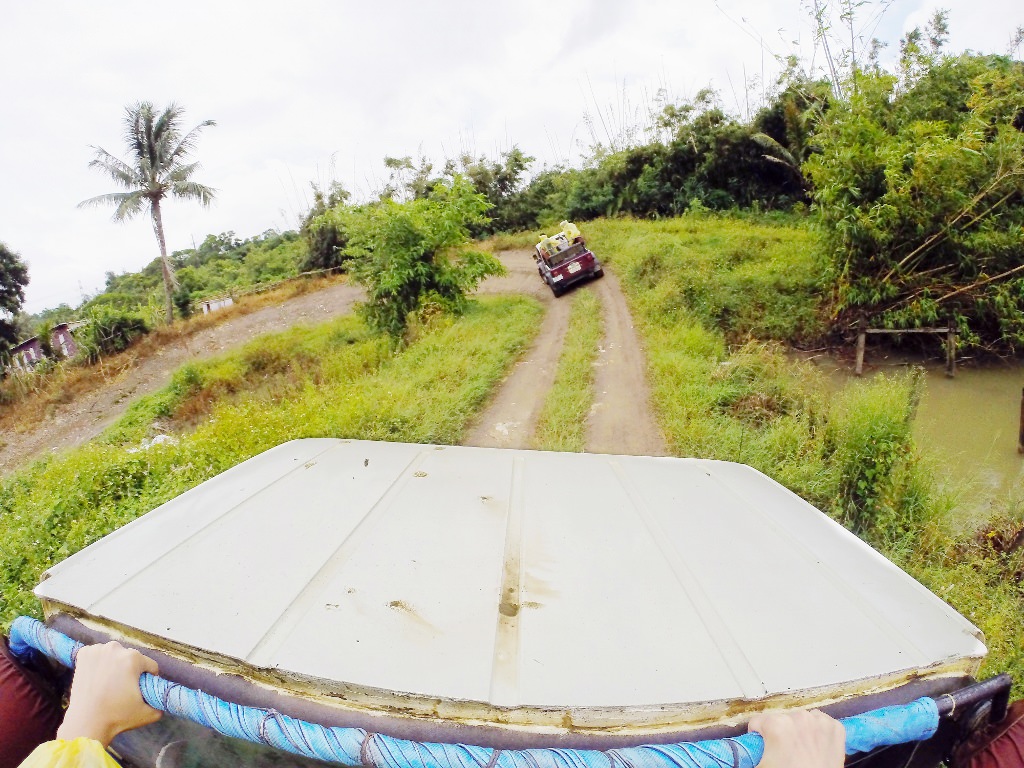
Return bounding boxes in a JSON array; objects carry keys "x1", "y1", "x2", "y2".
[{"x1": 37, "y1": 439, "x2": 985, "y2": 729}]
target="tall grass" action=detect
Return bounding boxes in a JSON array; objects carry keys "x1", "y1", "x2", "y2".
[
  {"x1": 0, "y1": 296, "x2": 541, "y2": 626},
  {"x1": 592, "y1": 214, "x2": 824, "y2": 345},
  {"x1": 587, "y1": 215, "x2": 1024, "y2": 692},
  {"x1": 534, "y1": 288, "x2": 604, "y2": 451}
]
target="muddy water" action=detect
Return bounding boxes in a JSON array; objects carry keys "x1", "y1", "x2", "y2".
[
  {"x1": 817, "y1": 354, "x2": 1024, "y2": 510},
  {"x1": 914, "y1": 364, "x2": 1024, "y2": 500}
]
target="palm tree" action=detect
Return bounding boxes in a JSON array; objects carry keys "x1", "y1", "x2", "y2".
[{"x1": 80, "y1": 102, "x2": 216, "y2": 323}]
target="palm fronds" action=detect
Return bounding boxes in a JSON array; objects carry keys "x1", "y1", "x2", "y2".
[{"x1": 81, "y1": 102, "x2": 216, "y2": 323}]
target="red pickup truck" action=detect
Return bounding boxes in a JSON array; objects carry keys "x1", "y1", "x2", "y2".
[{"x1": 534, "y1": 240, "x2": 604, "y2": 297}]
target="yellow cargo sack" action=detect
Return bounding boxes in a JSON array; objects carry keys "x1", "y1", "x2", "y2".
[
  {"x1": 18, "y1": 738, "x2": 119, "y2": 768},
  {"x1": 559, "y1": 220, "x2": 581, "y2": 240}
]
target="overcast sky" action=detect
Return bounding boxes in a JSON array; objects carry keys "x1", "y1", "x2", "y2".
[{"x1": 1, "y1": 0, "x2": 1019, "y2": 314}]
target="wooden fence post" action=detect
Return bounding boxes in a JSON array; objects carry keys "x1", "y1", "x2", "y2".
[
  {"x1": 945, "y1": 326, "x2": 956, "y2": 378},
  {"x1": 1018, "y1": 387, "x2": 1024, "y2": 454},
  {"x1": 855, "y1": 331, "x2": 866, "y2": 376}
]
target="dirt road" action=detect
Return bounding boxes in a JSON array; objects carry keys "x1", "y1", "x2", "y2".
[
  {"x1": 466, "y1": 250, "x2": 666, "y2": 455},
  {"x1": 0, "y1": 282, "x2": 363, "y2": 475},
  {"x1": 2, "y1": 248, "x2": 666, "y2": 475},
  {"x1": 465, "y1": 251, "x2": 569, "y2": 448},
  {"x1": 587, "y1": 270, "x2": 667, "y2": 455}
]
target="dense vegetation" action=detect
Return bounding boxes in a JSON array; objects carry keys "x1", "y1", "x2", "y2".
[
  {"x1": 15, "y1": 229, "x2": 310, "y2": 349},
  {"x1": 587, "y1": 214, "x2": 1023, "y2": 693},
  {"x1": 807, "y1": 36, "x2": 1024, "y2": 350}
]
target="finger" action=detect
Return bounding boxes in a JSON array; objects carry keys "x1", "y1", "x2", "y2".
[
  {"x1": 134, "y1": 652, "x2": 160, "y2": 678},
  {"x1": 749, "y1": 712, "x2": 793, "y2": 735}
]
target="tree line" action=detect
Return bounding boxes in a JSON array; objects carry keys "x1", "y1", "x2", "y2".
[{"x1": 4, "y1": 10, "x2": 1024, "y2": 364}]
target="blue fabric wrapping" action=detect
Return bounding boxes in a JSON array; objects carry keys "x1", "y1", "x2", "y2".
[
  {"x1": 140, "y1": 674, "x2": 365, "y2": 765},
  {"x1": 7, "y1": 617, "x2": 941, "y2": 768},
  {"x1": 841, "y1": 698, "x2": 939, "y2": 754},
  {"x1": 9, "y1": 615, "x2": 82, "y2": 667}
]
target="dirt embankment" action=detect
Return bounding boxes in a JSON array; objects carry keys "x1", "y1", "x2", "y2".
[{"x1": 0, "y1": 282, "x2": 363, "y2": 475}]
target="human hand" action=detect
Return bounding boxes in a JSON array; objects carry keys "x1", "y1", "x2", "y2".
[
  {"x1": 748, "y1": 709, "x2": 846, "y2": 768},
  {"x1": 56, "y1": 641, "x2": 161, "y2": 747}
]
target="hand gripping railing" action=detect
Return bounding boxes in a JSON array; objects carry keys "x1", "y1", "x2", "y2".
[{"x1": 7, "y1": 616, "x2": 1011, "y2": 768}]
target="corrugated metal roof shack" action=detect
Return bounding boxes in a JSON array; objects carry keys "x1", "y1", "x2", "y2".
[{"x1": 35, "y1": 440, "x2": 988, "y2": 767}]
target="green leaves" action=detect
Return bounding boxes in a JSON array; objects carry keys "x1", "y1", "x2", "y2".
[
  {"x1": 0, "y1": 242, "x2": 30, "y2": 360},
  {"x1": 80, "y1": 102, "x2": 217, "y2": 324},
  {"x1": 343, "y1": 176, "x2": 505, "y2": 341},
  {"x1": 806, "y1": 53, "x2": 1024, "y2": 350}
]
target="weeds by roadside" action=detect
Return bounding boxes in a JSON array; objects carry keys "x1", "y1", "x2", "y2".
[
  {"x1": 588, "y1": 214, "x2": 1024, "y2": 693},
  {"x1": 534, "y1": 288, "x2": 604, "y2": 452},
  {"x1": 589, "y1": 215, "x2": 824, "y2": 345},
  {"x1": 0, "y1": 295, "x2": 541, "y2": 626}
]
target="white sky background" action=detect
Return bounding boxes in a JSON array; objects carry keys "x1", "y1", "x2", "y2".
[{"x1": 1, "y1": 0, "x2": 1020, "y2": 313}]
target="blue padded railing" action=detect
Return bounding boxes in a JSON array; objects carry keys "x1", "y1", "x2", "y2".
[{"x1": 9, "y1": 616, "x2": 940, "y2": 768}]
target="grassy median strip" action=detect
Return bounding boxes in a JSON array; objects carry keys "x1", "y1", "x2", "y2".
[
  {"x1": 0, "y1": 295, "x2": 542, "y2": 625},
  {"x1": 586, "y1": 213, "x2": 1024, "y2": 692},
  {"x1": 533, "y1": 288, "x2": 604, "y2": 452}
]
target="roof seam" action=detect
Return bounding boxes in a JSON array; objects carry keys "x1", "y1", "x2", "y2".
[
  {"x1": 75, "y1": 440, "x2": 342, "y2": 614},
  {"x1": 713, "y1": 466, "x2": 935, "y2": 668},
  {"x1": 608, "y1": 459, "x2": 768, "y2": 699},
  {"x1": 243, "y1": 446, "x2": 429, "y2": 666}
]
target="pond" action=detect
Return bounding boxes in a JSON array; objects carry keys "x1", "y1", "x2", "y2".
[{"x1": 814, "y1": 351, "x2": 1024, "y2": 516}]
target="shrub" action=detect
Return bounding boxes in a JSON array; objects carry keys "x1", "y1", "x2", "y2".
[
  {"x1": 344, "y1": 176, "x2": 505, "y2": 341},
  {"x1": 76, "y1": 307, "x2": 149, "y2": 363},
  {"x1": 301, "y1": 182, "x2": 351, "y2": 272}
]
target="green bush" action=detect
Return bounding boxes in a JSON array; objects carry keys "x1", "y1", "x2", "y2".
[
  {"x1": 806, "y1": 51, "x2": 1024, "y2": 351},
  {"x1": 344, "y1": 176, "x2": 505, "y2": 341},
  {"x1": 76, "y1": 307, "x2": 150, "y2": 363},
  {"x1": 301, "y1": 182, "x2": 351, "y2": 272},
  {"x1": 825, "y1": 369, "x2": 923, "y2": 538}
]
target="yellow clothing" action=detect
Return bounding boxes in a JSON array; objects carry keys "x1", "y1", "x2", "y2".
[{"x1": 19, "y1": 738, "x2": 119, "y2": 768}]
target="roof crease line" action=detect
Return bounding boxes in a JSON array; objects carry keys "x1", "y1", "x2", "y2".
[
  {"x1": 79, "y1": 440, "x2": 342, "y2": 615},
  {"x1": 243, "y1": 447, "x2": 429, "y2": 667},
  {"x1": 609, "y1": 459, "x2": 768, "y2": 699}
]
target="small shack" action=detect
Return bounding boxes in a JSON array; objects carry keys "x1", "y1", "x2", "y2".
[
  {"x1": 199, "y1": 294, "x2": 234, "y2": 314},
  {"x1": 8, "y1": 321, "x2": 84, "y2": 371}
]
